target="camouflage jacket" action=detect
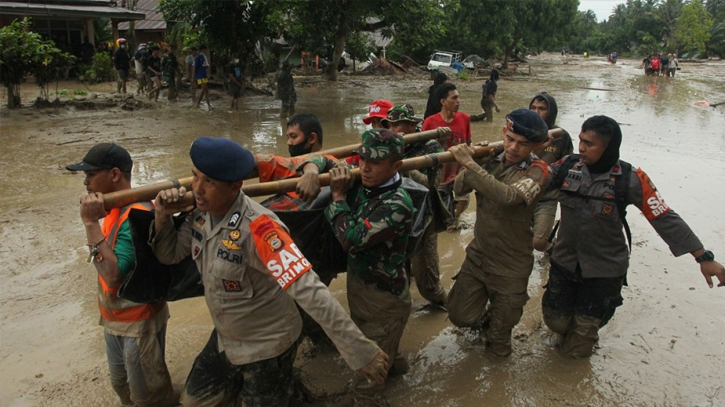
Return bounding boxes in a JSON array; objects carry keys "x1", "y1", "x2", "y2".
[
  {"x1": 161, "y1": 53, "x2": 179, "y2": 80},
  {"x1": 325, "y1": 175, "x2": 413, "y2": 296}
]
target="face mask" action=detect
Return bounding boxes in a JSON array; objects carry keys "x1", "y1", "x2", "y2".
[
  {"x1": 120, "y1": 45, "x2": 126, "y2": 49},
  {"x1": 234, "y1": 59, "x2": 239, "y2": 64},
  {"x1": 288, "y1": 142, "x2": 312, "y2": 157}
]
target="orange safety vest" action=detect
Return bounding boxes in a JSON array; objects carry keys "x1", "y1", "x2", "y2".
[{"x1": 98, "y1": 202, "x2": 165, "y2": 323}]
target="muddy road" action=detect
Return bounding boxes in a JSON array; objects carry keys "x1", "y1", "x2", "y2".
[{"x1": 1, "y1": 53, "x2": 724, "y2": 407}]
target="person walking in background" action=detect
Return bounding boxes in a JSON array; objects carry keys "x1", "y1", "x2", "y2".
[{"x1": 112, "y1": 38, "x2": 131, "y2": 94}]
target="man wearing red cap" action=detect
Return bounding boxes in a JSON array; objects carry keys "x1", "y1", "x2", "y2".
[{"x1": 362, "y1": 100, "x2": 393, "y2": 129}]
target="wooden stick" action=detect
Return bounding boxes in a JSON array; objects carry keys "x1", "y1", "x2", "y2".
[
  {"x1": 163, "y1": 141, "x2": 505, "y2": 207},
  {"x1": 102, "y1": 128, "x2": 451, "y2": 210}
]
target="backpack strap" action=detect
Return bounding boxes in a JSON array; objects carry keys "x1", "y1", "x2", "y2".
[
  {"x1": 614, "y1": 161, "x2": 633, "y2": 257},
  {"x1": 552, "y1": 155, "x2": 580, "y2": 189}
]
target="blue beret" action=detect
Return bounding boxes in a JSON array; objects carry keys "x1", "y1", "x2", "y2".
[
  {"x1": 505, "y1": 108, "x2": 549, "y2": 142},
  {"x1": 189, "y1": 136, "x2": 255, "y2": 182}
]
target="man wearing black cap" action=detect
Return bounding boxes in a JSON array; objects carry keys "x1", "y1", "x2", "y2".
[
  {"x1": 67, "y1": 143, "x2": 173, "y2": 407},
  {"x1": 529, "y1": 92, "x2": 574, "y2": 252},
  {"x1": 446, "y1": 109, "x2": 550, "y2": 357},
  {"x1": 542, "y1": 115, "x2": 725, "y2": 358},
  {"x1": 326, "y1": 129, "x2": 414, "y2": 405},
  {"x1": 150, "y1": 136, "x2": 388, "y2": 407}
]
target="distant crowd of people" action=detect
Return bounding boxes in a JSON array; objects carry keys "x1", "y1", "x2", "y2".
[{"x1": 642, "y1": 52, "x2": 679, "y2": 76}]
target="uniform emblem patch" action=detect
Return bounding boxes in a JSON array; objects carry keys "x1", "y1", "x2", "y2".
[
  {"x1": 602, "y1": 204, "x2": 614, "y2": 215},
  {"x1": 193, "y1": 246, "x2": 201, "y2": 256},
  {"x1": 193, "y1": 216, "x2": 205, "y2": 229},
  {"x1": 562, "y1": 180, "x2": 571, "y2": 189},
  {"x1": 229, "y1": 230, "x2": 241, "y2": 241},
  {"x1": 228, "y1": 212, "x2": 241, "y2": 227},
  {"x1": 264, "y1": 231, "x2": 283, "y2": 251},
  {"x1": 221, "y1": 239, "x2": 241, "y2": 250},
  {"x1": 222, "y1": 279, "x2": 242, "y2": 292}
]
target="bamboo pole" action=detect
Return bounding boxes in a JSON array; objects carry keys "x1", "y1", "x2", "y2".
[
  {"x1": 102, "y1": 128, "x2": 451, "y2": 210},
  {"x1": 144, "y1": 141, "x2": 504, "y2": 209},
  {"x1": 241, "y1": 141, "x2": 503, "y2": 197}
]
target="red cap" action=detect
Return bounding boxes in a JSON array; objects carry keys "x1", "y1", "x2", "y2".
[{"x1": 362, "y1": 100, "x2": 393, "y2": 125}]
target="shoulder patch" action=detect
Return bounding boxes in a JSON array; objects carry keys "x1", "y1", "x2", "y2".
[
  {"x1": 637, "y1": 168, "x2": 670, "y2": 220},
  {"x1": 250, "y1": 215, "x2": 311, "y2": 290}
]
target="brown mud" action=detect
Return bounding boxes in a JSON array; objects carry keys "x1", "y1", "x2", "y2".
[{"x1": 1, "y1": 52, "x2": 724, "y2": 407}]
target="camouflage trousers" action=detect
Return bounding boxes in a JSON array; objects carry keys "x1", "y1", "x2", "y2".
[
  {"x1": 180, "y1": 329, "x2": 298, "y2": 407},
  {"x1": 163, "y1": 74, "x2": 178, "y2": 100},
  {"x1": 447, "y1": 255, "x2": 530, "y2": 357},
  {"x1": 347, "y1": 275, "x2": 411, "y2": 406}
]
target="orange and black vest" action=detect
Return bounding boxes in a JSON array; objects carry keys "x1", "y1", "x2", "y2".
[{"x1": 98, "y1": 202, "x2": 165, "y2": 322}]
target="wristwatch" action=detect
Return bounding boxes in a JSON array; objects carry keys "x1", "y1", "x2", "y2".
[{"x1": 695, "y1": 250, "x2": 715, "y2": 263}]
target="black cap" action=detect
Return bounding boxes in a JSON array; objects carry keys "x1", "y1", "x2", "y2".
[
  {"x1": 66, "y1": 143, "x2": 133, "y2": 173},
  {"x1": 505, "y1": 109, "x2": 549, "y2": 142}
]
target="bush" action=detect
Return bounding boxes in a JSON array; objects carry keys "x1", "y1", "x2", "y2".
[
  {"x1": 457, "y1": 69, "x2": 470, "y2": 80},
  {"x1": 78, "y1": 52, "x2": 116, "y2": 83}
]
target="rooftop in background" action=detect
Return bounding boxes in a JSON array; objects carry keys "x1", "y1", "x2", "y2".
[
  {"x1": 117, "y1": 0, "x2": 164, "y2": 31},
  {"x1": 0, "y1": 0, "x2": 145, "y2": 20}
]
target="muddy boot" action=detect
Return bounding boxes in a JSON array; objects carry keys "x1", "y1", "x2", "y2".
[
  {"x1": 487, "y1": 339, "x2": 512, "y2": 357},
  {"x1": 387, "y1": 351, "x2": 410, "y2": 377},
  {"x1": 560, "y1": 315, "x2": 601, "y2": 358},
  {"x1": 112, "y1": 382, "x2": 133, "y2": 406}
]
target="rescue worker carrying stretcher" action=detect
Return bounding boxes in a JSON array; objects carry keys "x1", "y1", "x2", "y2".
[{"x1": 150, "y1": 136, "x2": 389, "y2": 407}]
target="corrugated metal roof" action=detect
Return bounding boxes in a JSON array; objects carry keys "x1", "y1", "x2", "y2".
[
  {"x1": 0, "y1": 1, "x2": 145, "y2": 20},
  {"x1": 117, "y1": 0, "x2": 164, "y2": 31}
]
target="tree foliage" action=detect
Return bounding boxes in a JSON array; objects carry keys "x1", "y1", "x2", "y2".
[
  {"x1": 0, "y1": 18, "x2": 74, "y2": 108},
  {"x1": 671, "y1": 0, "x2": 713, "y2": 56}
]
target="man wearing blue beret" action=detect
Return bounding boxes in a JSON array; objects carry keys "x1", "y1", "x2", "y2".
[
  {"x1": 446, "y1": 109, "x2": 550, "y2": 357},
  {"x1": 150, "y1": 136, "x2": 388, "y2": 407}
]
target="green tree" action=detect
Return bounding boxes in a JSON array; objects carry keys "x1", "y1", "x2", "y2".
[
  {"x1": 273, "y1": 0, "x2": 451, "y2": 80},
  {"x1": 671, "y1": 0, "x2": 713, "y2": 57},
  {"x1": 0, "y1": 18, "x2": 72, "y2": 108},
  {"x1": 345, "y1": 31, "x2": 376, "y2": 72}
]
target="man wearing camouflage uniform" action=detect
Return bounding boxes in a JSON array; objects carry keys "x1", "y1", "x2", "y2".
[
  {"x1": 326, "y1": 129, "x2": 414, "y2": 406},
  {"x1": 161, "y1": 47, "x2": 181, "y2": 101},
  {"x1": 383, "y1": 104, "x2": 448, "y2": 307},
  {"x1": 447, "y1": 109, "x2": 550, "y2": 357}
]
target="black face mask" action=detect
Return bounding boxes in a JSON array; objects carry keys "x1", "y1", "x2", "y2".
[{"x1": 288, "y1": 142, "x2": 312, "y2": 157}]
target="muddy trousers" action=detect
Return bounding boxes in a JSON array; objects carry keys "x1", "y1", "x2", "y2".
[
  {"x1": 180, "y1": 330, "x2": 298, "y2": 407},
  {"x1": 480, "y1": 100, "x2": 495, "y2": 122},
  {"x1": 279, "y1": 93, "x2": 296, "y2": 117},
  {"x1": 541, "y1": 261, "x2": 624, "y2": 358},
  {"x1": 410, "y1": 232, "x2": 447, "y2": 305},
  {"x1": 348, "y1": 277, "x2": 411, "y2": 407},
  {"x1": 104, "y1": 326, "x2": 173, "y2": 407},
  {"x1": 447, "y1": 255, "x2": 530, "y2": 357}
]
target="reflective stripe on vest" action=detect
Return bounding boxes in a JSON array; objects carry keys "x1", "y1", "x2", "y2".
[{"x1": 98, "y1": 201, "x2": 165, "y2": 323}]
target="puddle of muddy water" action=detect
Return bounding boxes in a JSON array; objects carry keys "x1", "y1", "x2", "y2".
[{"x1": 0, "y1": 54, "x2": 724, "y2": 407}]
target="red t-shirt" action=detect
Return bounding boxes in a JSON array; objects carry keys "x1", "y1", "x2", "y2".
[{"x1": 422, "y1": 112, "x2": 472, "y2": 184}]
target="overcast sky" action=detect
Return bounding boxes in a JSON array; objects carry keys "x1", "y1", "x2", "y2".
[{"x1": 578, "y1": 0, "x2": 624, "y2": 22}]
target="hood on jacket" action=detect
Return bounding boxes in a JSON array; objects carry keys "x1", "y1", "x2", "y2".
[{"x1": 529, "y1": 92, "x2": 558, "y2": 129}]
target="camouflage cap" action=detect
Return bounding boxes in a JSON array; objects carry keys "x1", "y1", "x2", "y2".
[
  {"x1": 353, "y1": 129, "x2": 405, "y2": 161},
  {"x1": 382, "y1": 103, "x2": 422, "y2": 125}
]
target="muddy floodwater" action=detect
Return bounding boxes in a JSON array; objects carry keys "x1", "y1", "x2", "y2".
[{"x1": 1, "y1": 53, "x2": 724, "y2": 407}]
